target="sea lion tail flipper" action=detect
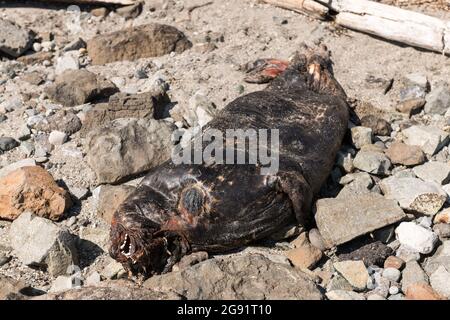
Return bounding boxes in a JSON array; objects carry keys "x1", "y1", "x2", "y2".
[
  {"x1": 243, "y1": 58, "x2": 289, "y2": 84},
  {"x1": 292, "y1": 43, "x2": 347, "y2": 99},
  {"x1": 278, "y1": 171, "x2": 313, "y2": 227}
]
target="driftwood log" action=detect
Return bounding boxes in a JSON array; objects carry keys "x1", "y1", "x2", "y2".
[{"x1": 262, "y1": 0, "x2": 450, "y2": 55}]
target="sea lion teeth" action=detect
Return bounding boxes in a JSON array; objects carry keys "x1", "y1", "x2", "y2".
[{"x1": 109, "y1": 44, "x2": 349, "y2": 277}]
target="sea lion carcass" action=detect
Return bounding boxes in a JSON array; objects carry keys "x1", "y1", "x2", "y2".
[{"x1": 109, "y1": 45, "x2": 349, "y2": 276}]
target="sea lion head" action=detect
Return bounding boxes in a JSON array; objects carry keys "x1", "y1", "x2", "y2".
[{"x1": 109, "y1": 193, "x2": 189, "y2": 277}]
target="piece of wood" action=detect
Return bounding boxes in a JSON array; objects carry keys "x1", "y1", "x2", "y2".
[
  {"x1": 317, "y1": 0, "x2": 450, "y2": 54},
  {"x1": 263, "y1": 0, "x2": 450, "y2": 55},
  {"x1": 36, "y1": 0, "x2": 138, "y2": 4},
  {"x1": 262, "y1": 0, "x2": 329, "y2": 20}
]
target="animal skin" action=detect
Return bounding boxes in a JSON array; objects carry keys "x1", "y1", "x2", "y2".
[{"x1": 109, "y1": 44, "x2": 350, "y2": 277}]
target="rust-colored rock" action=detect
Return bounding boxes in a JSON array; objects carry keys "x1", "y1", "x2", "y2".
[
  {"x1": 384, "y1": 255, "x2": 405, "y2": 270},
  {"x1": 87, "y1": 23, "x2": 192, "y2": 65},
  {"x1": 286, "y1": 233, "x2": 323, "y2": 270},
  {"x1": 17, "y1": 51, "x2": 53, "y2": 65},
  {"x1": 435, "y1": 208, "x2": 450, "y2": 224},
  {"x1": 405, "y1": 283, "x2": 442, "y2": 300},
  {"x1": 0, "y1": 166, "x2": 72, "y2": 221},
  {"x1": 385, "y1": 142, "x2": 426, "y2": 166}
]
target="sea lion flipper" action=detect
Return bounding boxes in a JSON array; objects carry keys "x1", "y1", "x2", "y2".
[
  {"x1": 278, "y1": 171, "x2": 313, "y2": 227},
  {"x1": 243, "y1": 58, "x2": 289, "y2": 84}
]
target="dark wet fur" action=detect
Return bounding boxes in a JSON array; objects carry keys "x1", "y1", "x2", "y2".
[{"x1": 110, "y1": 45, "x2": 350, "y2": 277}]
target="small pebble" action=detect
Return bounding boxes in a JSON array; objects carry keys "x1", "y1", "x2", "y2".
[{"x1": 382, "y1": 268, "x2": 402, "y2": 283}]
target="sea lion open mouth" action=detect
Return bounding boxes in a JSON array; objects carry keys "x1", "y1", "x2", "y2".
[{"x1": 109, "y1": 44, "x2": 349, "y2": 278}]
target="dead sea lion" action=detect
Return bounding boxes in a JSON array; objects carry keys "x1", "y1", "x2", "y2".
[{"x1": 109, "y1": 44, "x2": 349, "y2": 277}]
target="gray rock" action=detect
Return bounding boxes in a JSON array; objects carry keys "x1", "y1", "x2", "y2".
[
  {"x1": 413, "y1": 161, "x2": 450, "y2": 184},
  {"x1": 0, "y1": 158, "x2": 36, "y2": 178},
  {"x1": 425, "y1": 84, "x2": 450, "y2": 115},
  {"x1": 19, "y1": 141, "x2": 34, "y2": 157},
  {"x1": 9, "y1": 212, "x2": 78, "y2": 277},
  {"x1": 67, "y1": 186, "x2": 89, "y2": 200},
  {"x1": 396, "y1": 245, "x2": 421, "y2": 262},
  {"x1": 100, "y1": 258, "x2": 125, "y2": 280},
  {"x1": 402, "y1": 73, "x2": 429, "y2": 91},
  {"x1": 399, "y1": 74, "x2": 428, "y2": 102},
  {"x1": 55, "y1": 51, "x2": 80, "y2": 75},
  {"x1": 424, "y1": 240, "x2": 450, "y2": 275},
  {"x1": 326, "y1": 275, "x2": 353, "y2": 292},
  {"x1": 49, "y1": 275, "x2": 81, "y2": 293},
  {"x1": 314, "y1": 193, "x2": 405, "y2": 247},
  {"x1": 336, "y1": 148, "x2": 355, "y2": 173},
  {"x1": 353, "y1": 151, "x2": 391, "y2": 175},
  {"x1": 85, "y1": 271, "x2": 101, "y2": 286},
  {"x1": 337, "y1": 172, "x2": 374, "y2": 199},
  {"x1": 27, "y1": 115, "x2": 46, "y2": 128},
  {"x1": 389, "y1": 286, "x2": 400, "y2": 295},
  {"x1": 434, "y1": 222, "x2": 450, "y2": 240},
  {"x1": 17, "y1": 124, "x2": 31, "y2": 141},
  {"x1": 430, "y1": 266, "x2": 450, "y2": 298},
  {"x1": 339, "y1": 172, "x2": 372, "y2": 186},
  {"x1": 48, "y1": 130, "x2": 68, "y2": 145},
  {"x1": 62, "y1": 38, "x2": 86, "y2": 52},
  {"x1": 80, "y1": 89, "x2": 170, "y2": 136},
  {"x1": 34, "y1": 110, "x2": 82, "y2": 135},
  {"x1": 351, "y1": 126, "x2": 372, "y2": 149},
  {"x1": 382, "y1": 268, "x2": 401, "y2": 283},
  {"x1": 388, "y1": 293, "x2": 405, "y2": 300},
  {"x1": 174, "y1": 251, "x2": 209, "y2": 271},
  {"x1": 417, "y1": 216, "x2": 433, "y2": 229},
  {"x1": 0, "y1": 137, "x2": 19, "y2": 153},
  {"x1": 402, "y1": 125, "x2": 449, "y2": 156},
  {"x1": 372, "y1": 272, "x2": 390, "y2": 298},
  {"x1": 395, "y1": 222, "x2": 438, "y2": 254},
  {"x1": 401, "y1": 260, "x2": 429, "y2": 293},
  {"x1": 86, "y1": 118, "x2": 175, "y2": 184},
  {"x1": 34, "y1": 280, "x2": 180, "y2": 300},
  {"x1": 144, "y1": 254, "x2": 323, "y2": 300},
  {"x1": 170, "y1": 90, "x2": 217, "y2": 128},
  {"x1": 0, "y1": 19, "x2": 34, "y2": 57},
  {"x1": 380, "y1": 177, "x2": 446, "y2": 215},
  {"x1": 79, "y1": 227, "x2": 109, "y2": 252},
  {"x1": 45, "y1": 69, "x2": 118, "y2": 107},
  {"x1": 0, "y1": 97, "x2": 22, "y2": 113},
  {"x1": 308, "y1": 228, "x2": 327, "y2": 252},
  {"x1": 360, "y1": 115, "x2": 392, "y2": 136}
]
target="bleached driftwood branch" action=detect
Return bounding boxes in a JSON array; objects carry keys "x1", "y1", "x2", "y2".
[{"x1": 262, "y1": 0, "x2": 450, "y2": 55}]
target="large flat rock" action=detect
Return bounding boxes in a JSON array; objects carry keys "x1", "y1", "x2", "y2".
[
  {"x1": 144, "y1": 253, "x2": 324, "y2": 300},
  {"x1": 314, "y1": 193, "x2": 406, "y2": 247},
  {"x1": 87, "y1": 23, "x2": 192, "y2": 65}
]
